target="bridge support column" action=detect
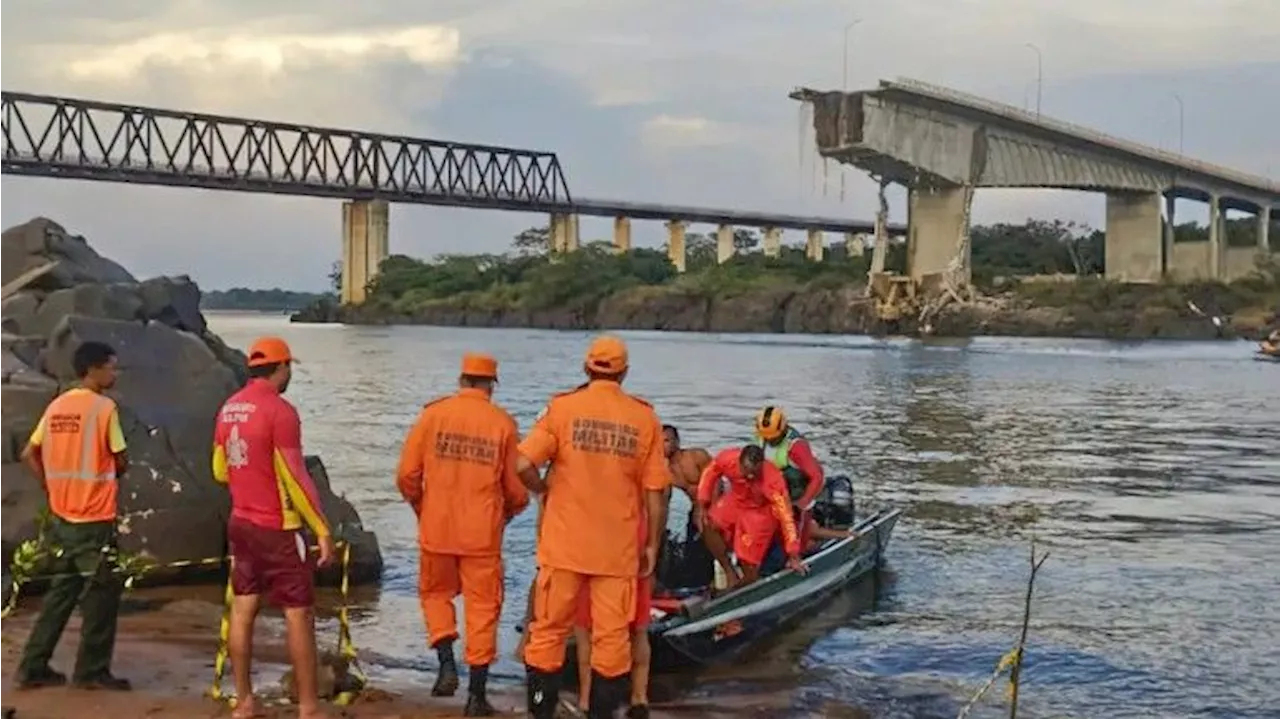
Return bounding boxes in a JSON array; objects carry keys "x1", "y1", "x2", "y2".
[
  {"x1": 845, "y1": 233, "x2": 865, "y2": 258},
  {"x1": 906, "y1": 186, "x2": 969, "y2": 283},
  {"x1": 613, "y1": 216, "x2": 632, "y2": 252},
  {"x1": 716, "y1": 224, "x2": 735, "y2": 264},
  {"x1": 1208, "y1": 194, "x2": 1223, "y2": 280},
  {"x1": 805, "y1": 229, "x2": 824, "y2": 262},
  {"x1": 340, "y1": 199, "x2": 389, "y2": 305},
  {"x1": 1162, "y1": 193, "x2": 1176, "y2": 277},
  {"x1": 1259, "y1": 206, "x2": 1272, "y2": 251},
  {"x1": 763, "y1": 227, "x2": 782, "y2": 258},
  {"x1": 667, "y1": 220, "x2": 687, "y2": 273},
  {"x1": 550, "y1": 213, "x2": 580, "y2": 253},
  {"x1": 1104, "y1": 191, "x2": 1163, "y2": 283}
]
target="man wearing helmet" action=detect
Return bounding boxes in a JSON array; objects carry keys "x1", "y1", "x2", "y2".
[{"x1": 753, "y1": 406, "x2": 824, "y2": 546}]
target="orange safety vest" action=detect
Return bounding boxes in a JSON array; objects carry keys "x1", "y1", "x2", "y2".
[{"x1": 40, "y1": 389, "x2": 121, "y2": 523}]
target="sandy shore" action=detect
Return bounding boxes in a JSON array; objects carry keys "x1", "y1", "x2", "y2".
[
  {"x1": 1, "y1": 591, "x2": 848, "y2": 718},
  {"x1": 0, "y1": 595, "x2": 517, "y2": 719}
]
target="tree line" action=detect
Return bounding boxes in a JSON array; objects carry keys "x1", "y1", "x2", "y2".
[
  {"x1": 350, "y1": 217, "x2": 1271, "y2": 312},
  {"x1": 202, "y1": 287, "x2": 334, "y2": 311}
]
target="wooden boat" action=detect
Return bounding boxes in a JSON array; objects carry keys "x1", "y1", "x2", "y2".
[{"x1": 562, "y1": 505, "x2": 902, "y2": 677}]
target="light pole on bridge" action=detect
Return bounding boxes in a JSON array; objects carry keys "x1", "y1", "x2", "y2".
[
  {"x1": 1171, "y1": 92, "x2": 1185, "y2": 156},
  {"x1": 1024, "y1": 43, "x2": 1043, "y2": 118},
  {"x1": 842, "y1": 19, "x2": 863, "y2": 91},
  {"x1": 839, "y1": 18, "x2": 863, "y2": 203}
]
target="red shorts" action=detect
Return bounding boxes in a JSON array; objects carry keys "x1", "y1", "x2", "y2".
[
  {"x1": 227, "y1": 517, "x2": 315, "y2": 608},
  {"x1": 709, "y1": 497, "x2": 779, "y2": 567},
  {"x1": 575, "y1": 575, "x2": 652, "y2": 631}
]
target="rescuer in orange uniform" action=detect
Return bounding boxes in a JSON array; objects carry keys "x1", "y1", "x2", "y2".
[
  {"x1": 396, "y1": 352, "x2": 529, "y2": 716},
  {"x1": 15, "y1": 341, "x2": 132, "y2": 692},
  {"x1": 212, "y1": 337, "x2": 336, "y2": 719},
  {"x1": 696, "y1": 445, "x2": 806, "y2": 589},
  {"x1": 517, "y1": 336, "x2": 672, "y2": 719}
]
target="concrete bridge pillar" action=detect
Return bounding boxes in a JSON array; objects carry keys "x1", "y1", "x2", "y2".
[
  {"x1": 550, "y1": 213, "x2": 581, "y2": 253},
  {"x1": 613, "y1": 216, "x2": 632, "y2": 252},
  {"x1": 1258, "y1": 206, "x2": 1272, "y2": 251},
  {"x1": 805, "y1": 229, "x2": 824, "y2": 262},
  {"x1": 1104, "y1": 191, "x2": 1163, "y2": 283},
  {"x1": 667, "y1": 220, "x2": 687, "y2": 273},
  {"x1": 340, "y1": 199, "x2": 389, "y2": 305},
  {"x1": 763, "y1": 227, "x2": 782, "y2": 258},
  {"x1": 1208, "y1": 195, "x2": 1223, "y2": 280},
  {"x1": 1162, "y1": 193, "x2": 1176, "y2": 277},
  {"x1": 845, "y1": 233, "x2": 865, "y2": 258},
  {"x1": 716, "y1": 224, "x2": 734, "y2": 264},
  {"x1": 906, "y1": 186, "x2": 969, "y2": 283}
]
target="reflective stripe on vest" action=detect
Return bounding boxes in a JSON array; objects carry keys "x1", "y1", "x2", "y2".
[{"x1": 44, "y1": 394, "x2": 116, "y2": 483}]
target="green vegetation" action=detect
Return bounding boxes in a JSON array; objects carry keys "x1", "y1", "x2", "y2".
[
  {"x1": 362, "y1": 218, "x2": 1267, "y2": 310},
  {"x1": 202, "y1": 287, "x2": 333, "y2": 311}
]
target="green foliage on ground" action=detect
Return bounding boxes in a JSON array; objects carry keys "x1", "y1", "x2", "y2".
[{"x1": 354, "y1": 218, "x2": 1277, "y2": 315}]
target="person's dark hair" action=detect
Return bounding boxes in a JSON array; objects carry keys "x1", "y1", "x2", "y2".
[
  {"x1": 740, "y1": 444, "x2": 764, "y2": 465},
  {"x1": 586, "y1": 368, "x2": 623, "y2": 382},
  {"x1": 662, "y1": 424, "x2": 679, "y2": 440},
  {"x1": 248, "y1": 362, "x2": 280, "y2": 379},
  {"x1": 72, "y1": 341, "x2": 117, "y2": 378},
  {"x1": 460, "y1": 374, "x2": 495, "y2": 388}
]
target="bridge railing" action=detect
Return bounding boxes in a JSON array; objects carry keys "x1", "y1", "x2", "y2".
[{"x1": 1, "y1": 91, "x2": 574, "y2": 207}]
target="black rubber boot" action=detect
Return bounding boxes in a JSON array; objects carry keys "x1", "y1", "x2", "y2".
[
  {"x1": 525, "y1": 665, "x2": 563, "y2": 719},
  {"x1": 626, "y1": 705, "x2": 651, "y2": 719},
  {"x1": 587, "y1": 671, "x2": 630, "y2": 719},
  {"x1": 463, "y1": 664, "x2": 495, "y2": 717},
  {"x1": 431, "y1": 638, "x2": 459, "y2": 697}
]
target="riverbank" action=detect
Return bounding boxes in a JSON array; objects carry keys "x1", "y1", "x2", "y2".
[
  {"x1": 0, "y1": 592, "x2": 512, "y2": 719},
  {"x1": 293, "y1": 275, "x2": 1280, "y2": 341}
]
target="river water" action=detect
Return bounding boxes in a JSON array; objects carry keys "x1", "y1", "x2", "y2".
[{"x1": 205, "y1": 313, "x2": 1280, "y2": 719}]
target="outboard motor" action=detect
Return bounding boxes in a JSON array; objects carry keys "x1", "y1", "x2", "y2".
[{"x1": 813, "y1": 475, "x2": 856, "y2": 530}]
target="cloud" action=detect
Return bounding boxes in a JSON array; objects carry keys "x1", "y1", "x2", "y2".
[
  {"x1": 0, "y1": 0, "x2": 1277, "y2": 290},
  {"x1": 640, "y1": 115, "x2": 745, "y2": 151},
  {"x1": 64, "y1": 26, "x2": 462, "y2": 81}
]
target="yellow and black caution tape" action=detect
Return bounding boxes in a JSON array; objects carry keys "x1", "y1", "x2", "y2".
[
  {"x1": 207, "y1": 540, "x2": 367, "y2": 708},
  {"x1": 955, "y1": 646, "x2": 1022, "y2": 719}
]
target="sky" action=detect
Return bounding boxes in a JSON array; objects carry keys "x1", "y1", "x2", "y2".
[{"x1": 2, "y1": 0, "x2": 1278, "y2": 291}]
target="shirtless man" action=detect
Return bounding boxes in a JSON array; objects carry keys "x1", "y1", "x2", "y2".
[{"x1": 663, "y1": 425, "x2": 713, "y2": 501}]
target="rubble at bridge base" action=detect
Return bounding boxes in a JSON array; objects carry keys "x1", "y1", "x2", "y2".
[{"x1": 1, "y1": 217, "x2": 383, "y2": 589}]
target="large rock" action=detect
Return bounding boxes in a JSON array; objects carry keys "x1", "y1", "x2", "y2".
[
  {"x1": 306, "y1": 457, "x2": 383, "y2": 585},
  {"x1": 2, "y1": 218, "x2": 136, "y2": 289},
  {"x1": 1, "y1": 217, "x2": 383, "y2": 588}
]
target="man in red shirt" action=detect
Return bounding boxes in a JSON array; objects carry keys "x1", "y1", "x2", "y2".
[
  {"x1": 696, "y1": 445, "x2": 806, "y2": 590},
  {"x1": 212, "y1": 337, "x2": 335, "y2": 719}
]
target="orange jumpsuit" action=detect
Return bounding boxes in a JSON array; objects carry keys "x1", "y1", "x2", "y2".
[
  {"x1": 697, "y1": 447, "x2": 801, "y2": 566},
  {"x1": 396, "y1": 374, "x2": 529, "y2": 667},
  {"x1": 520, "y1": 341, "x2": 672, "y2": 679}
]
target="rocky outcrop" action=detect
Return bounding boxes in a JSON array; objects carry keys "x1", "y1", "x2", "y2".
[{"x1": 1, "y1": 218, "x2": 382, "y2": 586}]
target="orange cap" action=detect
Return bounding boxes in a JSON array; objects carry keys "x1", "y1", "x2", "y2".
[
  {"x1": 246, "y1": 336, "x2": 296, "y2": 367},
  {"x1": 584, "y1": 335, "x2": 628, "y2": 375},
  {"x1": 460, "y1": 352, "x2": 499, "y2": 379}
]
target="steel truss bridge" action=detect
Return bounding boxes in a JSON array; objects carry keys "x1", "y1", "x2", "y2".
[{"x1": 1, "y1": 91, "x2": 887, "y2": 234}]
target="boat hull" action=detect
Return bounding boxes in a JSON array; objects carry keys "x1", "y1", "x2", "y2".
[{"x1": 559, "y1": 507, "x2": 901, "y2": 679}]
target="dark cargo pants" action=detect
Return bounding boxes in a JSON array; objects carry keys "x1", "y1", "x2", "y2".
[{"x1": 16, "y1": 518, "x2": 123, "y2": 682}]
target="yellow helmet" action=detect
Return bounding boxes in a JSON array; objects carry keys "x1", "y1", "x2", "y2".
[{"x1": 754, "y1": 406, "x2": 787, "y2": 442}]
